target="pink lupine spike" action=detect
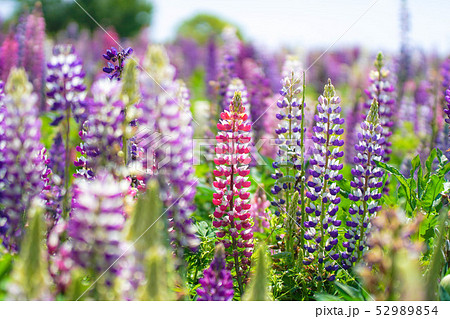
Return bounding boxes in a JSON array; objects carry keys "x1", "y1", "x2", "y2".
[{"x1": 212, "y1": 91, "x2": 253, "y2": 296}]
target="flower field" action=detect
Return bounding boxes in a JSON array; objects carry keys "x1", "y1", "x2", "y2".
[{"x1": 0, "y1": 1, "x2": 450, "y2": 302}]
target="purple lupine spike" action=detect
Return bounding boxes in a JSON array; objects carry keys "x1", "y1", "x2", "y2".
[
  {"x1": 444, "y1": 86, "x2": 450, "y2": 130},
  {"x1": 303, "y1": 79, "x2": 344, "y2": 282},
  {"x1": 363, "y1": 53, "x2": 395, "y2": 163},
  {"x1": 68, "y1": 171, "x2": 127, "y2": 279},
  {"x1": 242, "y1": 59, "x2": 272, "y2": 140},
  {"x1": 217, "y1": 27, "x2": 240, "y2": 110},
  {"x1": 156, "y1": 81, "x2": 199, "y2": 256},
  {"x1": 102, "y1": 46, "x2": 133, "y2": 81},
  {"x1": 46, "y1": 45, "x2": 87, "y2": 126},
  {"x1": 48, "y1": 133, "x2": 66, "y2": 179},
  {"x1": 0, "y1": 69, "x2": 47, "y2": 251},
  {"x1": 74, "y1": 78, "x2": 124, "y2": 179},
  {"x1": 342, "y1": 99, "x2": 384, "y2": 269},
  {"x1": 0, "y1": 33, "x2": 19, "y2": 82},
  {"x1": 270, "y1": 56, "x2": 303, "y2": 255},
  {"x1": 205, "y1": 36, "x2": 218, "y2": 100},
  {"x1": 441, "y1": 58, "x2": 450, "y2": 98},
  {"x1": 197, "y1": 244, "x2": 234, "y2": 301},
  {"x1": 22, "y1": 3, "x2": 46, "y2": 110}
]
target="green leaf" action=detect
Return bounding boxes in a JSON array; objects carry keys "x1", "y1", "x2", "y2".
[
  {"x1": 375, "y1": 160, "x2": 416, "y2": 211},
  {"x1": 439, "y1": 285, "x2": 450, "y2": 301},
  {"x1": 334, "y1": 282, "x2": 365, "y2": 301},
  {"x1": 420, "y1": 175, "x2": 444, "y2": 214},
  {"x1": 425, "y1": 148, "x2": 437, "y2": 177},
  {"x1": 314, "y1": 293, "x2": 342, "y2": 301},
  {"x1": 335, "y1": 177, "x2": 351, "y2": 198}
]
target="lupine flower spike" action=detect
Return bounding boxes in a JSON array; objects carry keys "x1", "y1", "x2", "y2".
[
  {"x1": 212, "y1": 91, "x2": 253, "y2": 295},
  {"x1": 303, "y1": 79, "x2": 344, "y2": 282},
  {"x1": 0, "y1": 68, "x2": 47, "y2": 251},
  {"x1": 343, "y1": 99, "x2": 384, "y2": 268},
  {"x1": 103, "y1": 46, "x2": 133, "y2": 80},
  {"x1": 271, "y1": 57, "x2": 303, "y2": 258},
  {"x1": 197, "y1": 244, "x2": 234, "y2": 301}
]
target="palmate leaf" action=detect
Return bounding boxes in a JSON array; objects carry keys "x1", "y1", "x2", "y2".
[{"x1": 374, "y1": 160, "x2": 417, "y2": 213}]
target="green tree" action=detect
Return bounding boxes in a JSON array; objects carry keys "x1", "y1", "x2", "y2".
[
  {"x1": 15, "y1": 0, "x2": 153, "y2": 38},
  {"x1": 176, "y1": 13, "x2": 242, "y2": 44}
]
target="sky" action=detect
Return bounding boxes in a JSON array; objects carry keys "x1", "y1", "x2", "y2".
[{"x1": 2, "y1": 0, "x2": 450, "y2": 54}]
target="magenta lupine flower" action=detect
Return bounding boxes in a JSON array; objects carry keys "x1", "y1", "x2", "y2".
[
  {"x1": 0, "y1": 33, "x2": 19, "y2": 82},
  {"x1": 156, "y1": 81, "x2": 199, "y2": 255},
  {"x1": 48, "y1": 220, "x2": 72, "y2": 293},
  {"x1": 343, "y1": 99, "x2": 384, "y2": 269},
  {"x1": 46, "y1": 45, "x2": 87, "y2": 126},
  {"x1": 303, "y1": 79, "x2": 344, "y2": 282},
  {"x1": 250, "y1": 189, "x2": 271, "y2": 234},
  {"x1": 68, "y1": 171, "x2": 127, "y2": 278},
  {"x1": 197, "y1": 244, "x2": 234, "y2": 301},
  {"x1": 102, "y1": 46, "x2": 133, "y2": 81},
  {"x1": 363, "y1": 53, "x2": 395, "y2": 163},
  {"x1": 212, "y1": 91, "x2": 253, "y2": 294},
  {"x1": 0, "y1": 70, "x2": 47, "y2": 251},
  {"x1": 74, "y1": 78, "x2": 124, "y2": 179}
]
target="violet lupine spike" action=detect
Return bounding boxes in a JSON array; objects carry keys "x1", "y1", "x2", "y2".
[
  {"x1": 156, "y1": 81, "x2": 199, "y2": 255},
  {"x1": 242, "y1": 59, "x2": 272, "y2": 140},
  {"x1": 218, "y1": 27, "x2": 240, "y2": 110},
  {"x1": 343, "y1": 99, "x2": 385, "y2": 269},
  {"x1": 46, "y1": 45, "x2": 87, "y2": 126},
  {"x1": 68, "y1": 171, "x2": 127, "y2": 280},
  {"x1": 363, "y1": 52, "x2": 395, "y2": 163},
  {"x1": 0, "y1": 33, "x2": 19, "y2": 82},
  {"x1": 22, "y1": 4, "x2": 46, "y2": 110},
  {"x1": 0, "y1": 69, "x2": 46, "y2": 251},
  {"x1": 212, "y1": 91, "x2": 253, "y2": 295},
  {"x1": 197, "y1": 244, "x2": 234, "y2": 301},
  {"x1": 48, "y1": 133, "x2": 66, "y2": 179},
  {"x1": 271, "y1": 56, "x2": 303, "y2": 256},
  {"x1": 102, "y1": 46, "x2": 133, "y2": 81},
  {"x1": 444, "y1": 86, "x2": 450, "y2": 132},
  {"x1": 74, "y1": 78, "x2": 125, "y2": 179},
  {"x1": 303, "y1": 79, "x2": 344, "y2": 282},
  {"x1": 250, "y1": 189, "x2": 271, "y2": 234},
  {"x1": 205, "y1": 36, "x2": 218, "y2": 100}
]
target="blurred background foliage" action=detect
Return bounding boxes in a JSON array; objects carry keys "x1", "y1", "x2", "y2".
[{"x1": 11, "y1": 0, "x2": 154, "y2": 38}]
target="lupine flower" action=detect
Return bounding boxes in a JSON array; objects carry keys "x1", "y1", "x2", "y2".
[
  {"x1": 303, "y1": 79, "x2": 344, "y2": 282},
  {"x1": 156, "y1": 81, "x2": 199, "y2": 256},
  {"x1": 0, "y1": 32, "x2": 19, "y2": 82},
  {"x1": 197, "y1": 244, "x2": 234, "y2": 301},
  {"x1": 205, "y1": 36, "x2": 218, "y2": 100},
  {"x1": 218, "y1": 27, "x2": 240, "y2": 110},
  {"x1": 47, "y1": 219, "x2": 72, "y2": 293},
  {"x1": 102, "y1": 46, "x2": 133, "y2": 80},
  {"x1": 212, "y1": 91, "x2": 253, "y2": 295},
  {"x1": 68, "y1": 171, "x2": 128, "y2": 286},
  {"x1": 441, "y1": 58, "x2": 450, "y2": 98},
  {"x1": 444, "y1": 86, "x2": 450, "y2": 132},
  {"x1": 21, "y1": 4, "x2": 46, "y2": 110},
  {"x1": 250, "y1": 188, "x2": 271, "y2": 234},
  {"x1": 48, "y1": 133, "x2": 66, "y2": 179},
  {"x1": 46, "y1": 45, "x2": 87, "y2": 126},
  {"x1": 343, "y1": 99, "x2": 385, "y2": 268},
  {"x1": 364, "y1": 53, "x2": 395, "y2": 163},
  {"x1": 271, "y1": 56, "x2": 303, "y2": 256},
  {"x1": 0, "y1": 68, "x2": 47, "y2": 251},
  {"x1": 74, "y1": 78, "x2": 124, "y2": 179},
  {"x1": 242, "y1": 59, "x2": 272, "y2": 140}
]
